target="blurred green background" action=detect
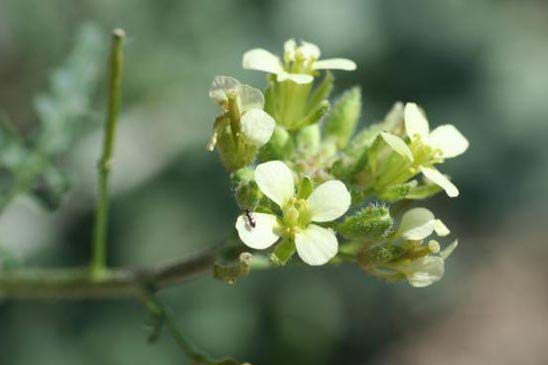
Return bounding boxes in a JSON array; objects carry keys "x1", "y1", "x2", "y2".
[{"x1": 1, "y1": 0, "x2": 548, "y2": 364}]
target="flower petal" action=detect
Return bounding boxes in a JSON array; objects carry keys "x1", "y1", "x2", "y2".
[
  {"x1": 313, "y1": 58, "x2": 357, "y2": 71},
  {"x1": 307, "y1": 180, "x2": 351, "y2": 222},
  {"x1": 254, "y1": 161, "x2": 295, "y2": 207},
  {"x1": 380, "y1": 132, "x2": 414, "y2": 161},
  {"x1": 406, "y1": 256, "x2": 445, "y2": 287},
  {"x1": 241, "y1": 109, "x2": 275, "y2": 147},
  {"x1": 242, "y1": 48, "x2": 283, "y2": 74},
  {"x1": 299, "y1": 41, "x2": 321, "y2": 59},
  {"x1": 295, "y1": 224, "x2": 338, "y2": 266},
  {"x1": 209, "y1": 75, "x2": 240, "y2": 103},
  {"x1": 398, "y1": 207, "x2": 436, "y2": 240},
  {"x1": 277, "y1": 71, "x2": 314, "y2": 84},
  {"x1": 235, "y1": 212, "x2": 280, "y2": 249},
  {"x1": 236, "y1": 84, "x2": 264, "y2": 113},
  {"x1": 284, "y1": 38, "x2": 297, "y2": 61},
  {"x1": 404, "y1": 102, "x2": 430, "y2": 139},
  {"x1": 428, "y1": 124, "x2": 469, "y2": 159},
  {"x1": 440, "y1": 240, "x2": 458, "y2": 260},
  {"x1": 420, "y1": 166, "x2": 459, "y2": 198},
  {"x1": 434, "y1": 219, "x2": 450, "y2": 236}
]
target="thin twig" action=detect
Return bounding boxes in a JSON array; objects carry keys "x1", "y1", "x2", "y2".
[
  {"x1": 139, "y1": 288, "x2": 244, "y2": 365},
  {"x1": 91, "y1": 28, "x2": 125, "y2": 277}
]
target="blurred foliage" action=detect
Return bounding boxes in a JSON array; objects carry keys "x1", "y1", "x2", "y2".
[
  {"x1": 0, "y1": 24, "x2": 105, "y2": 211},
  {"x1": 0, "y1": 1, "x2": 547, "y2": 365}
]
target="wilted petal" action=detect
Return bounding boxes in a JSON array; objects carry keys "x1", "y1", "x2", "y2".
[
  {"x1": 313, "y1": 58, "x2": 357, "y2": 71},
  {"x1": 428, "y1": 124, "x2": 469, "y2": 159},
  {"x1": 299, "y1": 41, "x2": 321, "y2": 59},
  {"x1": 398, "y1": 207, "x2": 436, "y2": 240},
  {"x1": 278, "y1": 71, "x2": 314, "y2": 84},
  {"x1": 380, "y1": 132, "x2": 414, "y2": 161},
  {"x1": 255, "y1": 161, "x2": 295, "y2": 207},
  {"x1": 236, "y1": 84, "x2": 264, "y2": 113},
  {"x1": 434, "y1": 219, "x2": 450, "y2": 236},
  {"x1": 406, "y1": 256, "x2": 445, "y2": 287},
  {"x1": 295, "y1": 224, "x2": 338, "y2": 266},
  {"x1": 242, "y1": 48, "x2": 284, "y2": 74},
  {"x1": 307, "y1": 180, "x2": 351, "y2": 222},
  {"x1": 236, "y1": 212, "x2": 280, "y2": 249},
  {"x1": 404, "y1": 103, "x2": 430, "y2": 139},
  {"x1": 241, "y1": 109, "x2": 275, "y2": 147},
  {"x1": 209, "y1": 75, "x2": 240, "y2": 102},
  {"x1": 420, "y1": 166, "x2": 459, "y2": 198},
  {"x1": 440, "y1": 240, "x2": 458, "y2": 260}
]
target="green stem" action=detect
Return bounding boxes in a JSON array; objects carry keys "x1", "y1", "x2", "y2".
[
  {"x1": 0, "y1": 246, "x2": 219, "y2": 299},
  {"x1": 91, "y1": 29, "x2": 125, "y2": 277},
  {"x1": 140, "y1": 289, "x2": 243, "y2": 365}
]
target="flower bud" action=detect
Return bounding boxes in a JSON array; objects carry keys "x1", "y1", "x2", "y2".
[
  {"x1": 324, "y1": 87, "x2": 361, "y2": 148},
  {"x1": 338, "y1": 204, "x2": 393, "y2": 241},
  {"x1": 258, "y1": 126, "x2": 294, "y2": 162},
  {"x1": 231, "y1": 167, "x2": 263, "y2": 209}
]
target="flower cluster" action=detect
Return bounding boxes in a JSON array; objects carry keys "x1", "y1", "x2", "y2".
[{"x1": 209, "y1": 39, "x2": 468, "y2": 287}]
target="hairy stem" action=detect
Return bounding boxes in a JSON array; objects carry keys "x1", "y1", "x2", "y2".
[{"x1": 91, "y1": 28, "x2": 125, "y2": 277}]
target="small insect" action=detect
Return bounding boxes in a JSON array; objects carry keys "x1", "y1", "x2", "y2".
[{"x1": 244, "y1": 208, "x2": 256, "y2": 228}]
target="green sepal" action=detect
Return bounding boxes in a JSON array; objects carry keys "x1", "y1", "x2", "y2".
[
  {"x1": 405, "y1": 181, "x2": 443, "y2": 200},
  {"x1": 231, "y1": 167, "x2": 263, "y2": 209},
  {"x1": 297, "y1": 176, "x2": 314, "y2": 199},
  {"x1": 307, "y1": 71, "x2": 334, "y2": 113},
  {"x1": 324, "y1": 87, "x2": 362, "y2": 149},
  {"x1": 291, "y1": 100, "x2": 330, "y2": 130},
  {"x1": 216, "y1": 120, "x2": 257, "y2": 172},
  {"x1": 345, "y1": 123, "x2": 383, "y2": 158},
  {"x1": 377, "y1": 181, "x2": 418, "y2": 202},
  {"x1": 270, "y1": 238, "x2": 296, "y2": 266}
]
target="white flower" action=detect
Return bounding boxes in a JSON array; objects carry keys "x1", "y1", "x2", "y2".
[
  {"x1": 235, "y1": 160, "x2": 351, "y2": 265},
  {"x1": 396, "y1": 207, "x2": 450, "y2": 240},
  {"x1": 404, "y1": 102, "x2": 469, "y2": 197},
  {"x1": 391, "y1": 207, "x2": 456, "y2": 287},
  {"x1": 242, "y1": 39, "x2": 357, "y2": 84},
  {"x1": 403, "y1": 240, "x2": 458, "y2": 287},
  {"x1": 209, "y1": 76, "x2": 275, "y2": 147}
]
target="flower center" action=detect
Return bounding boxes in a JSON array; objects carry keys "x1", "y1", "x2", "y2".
[{"x1": 281, "y1": 198, "x2": 311, "y2": 234}]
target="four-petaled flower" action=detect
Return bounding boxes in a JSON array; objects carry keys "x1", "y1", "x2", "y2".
[
  {"x1": 242, "y1": 39, "x2": 357, "y2": 84},
  {"x1": 235, "y1": 160, "x2": 351, "y2": 265},
  {"x1": 404, "y1": 102, "x2": 469, "y2": 197},
  {"x1": 395, "y1": 207, "x2": 457, "y2": 287},
  {"x1": 380, "y1": 102, "x2": 470, "y2": 197},
  {"x1": 208, "y1": 75, "x2": 275, "y2": 148}
]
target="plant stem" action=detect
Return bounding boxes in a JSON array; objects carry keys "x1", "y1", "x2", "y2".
[
  {"x1": 91, "y1": 28, "x2": 125, "y2": 277},
  {"x1": 0, "y1": 246, "x2": 218, "y2": 299},
  {"x1": 140, "y1": 289, "x2": 242, "y2": 365}
]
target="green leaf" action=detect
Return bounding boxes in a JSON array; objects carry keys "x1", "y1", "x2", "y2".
[{"x1": 324, "y1": 87, "x2": 362, "y2": 148}]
